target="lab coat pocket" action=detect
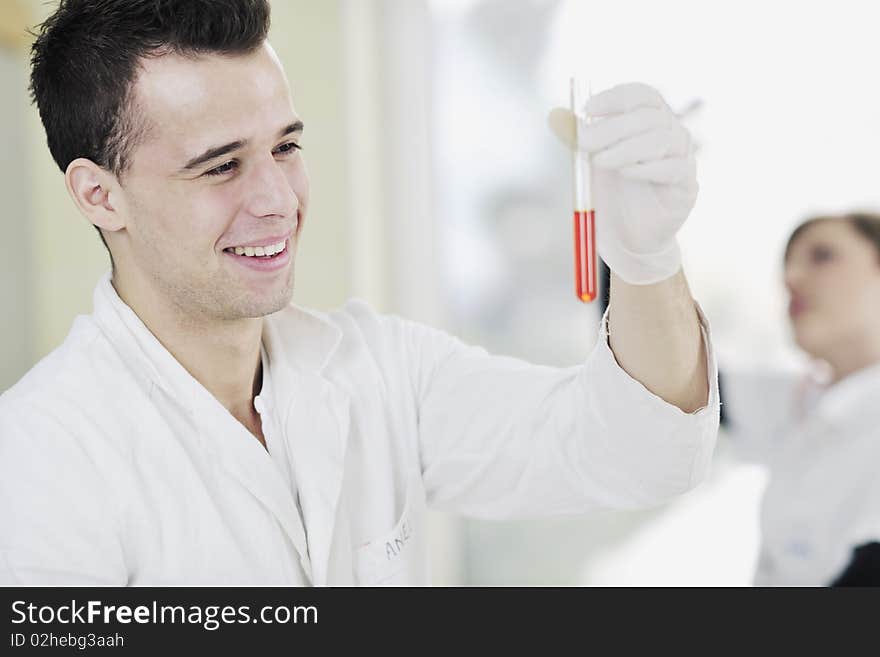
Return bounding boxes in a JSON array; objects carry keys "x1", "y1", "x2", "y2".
[{"x1": 353, "y1": 477, "x2": 426, "y2": 586}]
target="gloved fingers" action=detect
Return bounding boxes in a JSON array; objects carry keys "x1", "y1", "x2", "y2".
[
  {"x1": 617, "y1": 156, "x2": 696, "y2": 184},
  {"x1": 591, "y1": 126, "x2": 689, "y2": 170},
  {"x1": 577, "y1": 107, "x2": 670, "y2": 153},
  {"x1": 584, "y1": 82, "x2": 668, "y2": 117}
]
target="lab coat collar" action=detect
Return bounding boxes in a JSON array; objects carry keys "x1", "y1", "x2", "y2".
[
  {"x1": 91, "y1": 271, "x2": 345, "y2": 398},
  {"x1": 261, "y1": 302, "x2": 343, "y2": 375},
  {"x1": 91, "y1": 272, "x2": 195, "y2": 408},
  {"x1": 811, "y1": 359, "x2": 880, "y2": 429}
]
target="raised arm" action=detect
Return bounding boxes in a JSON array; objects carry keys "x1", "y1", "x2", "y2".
[{"x1": 574, "y1": 82, "x2": 708, "y2": 412}]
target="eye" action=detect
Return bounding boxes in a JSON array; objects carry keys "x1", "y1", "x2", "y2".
[
  {"x1": 204, "y1": 160, "x2": 238, "y2": 177},
  {"x1": 273, "y1": 142, "x2": 302, "y2": 155},
  {"x1": 810, "y1": 245, "x2": 833, "y2": 264}
]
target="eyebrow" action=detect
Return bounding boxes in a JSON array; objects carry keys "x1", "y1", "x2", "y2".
[{"x1": 178, "y1": 121, "x2": 304, "y2": 173}]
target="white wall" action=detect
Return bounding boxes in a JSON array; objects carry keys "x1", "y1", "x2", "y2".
[{"x1": 0, "y1": 47, "x2": 34, "y2": 389}]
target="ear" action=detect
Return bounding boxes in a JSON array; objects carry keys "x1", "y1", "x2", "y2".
[{"x1": 64, "y1": 158, "x2": 127, "y2": 233}]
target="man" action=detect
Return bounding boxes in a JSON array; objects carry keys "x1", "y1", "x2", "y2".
[{"x1": 0, "y1": 0, "x2": 718, "y2": 585}]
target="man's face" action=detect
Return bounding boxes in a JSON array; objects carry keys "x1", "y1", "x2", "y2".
[{"x1": 114, "y1": 42, "x2": 307, "y2": 321}]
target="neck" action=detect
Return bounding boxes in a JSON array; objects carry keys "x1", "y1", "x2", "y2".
[{"x1": 111, "y1": 274, "x2": 263, "y2": 417}]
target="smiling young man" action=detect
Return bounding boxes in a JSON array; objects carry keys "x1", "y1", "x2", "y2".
[
  {"x1": 70, "y1": 40, "x2": 307, "y2": 447},
  {"x1": 0, "y1": 0, "x2": 719, "y2": 585}
]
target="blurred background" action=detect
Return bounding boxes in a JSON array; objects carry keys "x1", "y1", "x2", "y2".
[{"x1": 3, "y1": 0, "x2": 880, "y2": 585}]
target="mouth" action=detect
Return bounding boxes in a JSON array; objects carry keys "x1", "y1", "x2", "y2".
[
  {"x1": 222, "y1": 235, "x2": 292, "y2": 272},
  {"x1": 788, "y1": 297, "x2": 806, "y2": 318}
]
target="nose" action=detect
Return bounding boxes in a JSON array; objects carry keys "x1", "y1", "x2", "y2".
[
  {"x1": 244, "y1": 155, "x2": 299, "y2": 220},
  {"x1": 783, "y1": 259, "x2": 805, "y2": 294}
]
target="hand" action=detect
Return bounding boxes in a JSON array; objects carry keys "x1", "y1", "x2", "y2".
[{"x1": 552, "y1": 83, "x2": 698, "y2": 285}]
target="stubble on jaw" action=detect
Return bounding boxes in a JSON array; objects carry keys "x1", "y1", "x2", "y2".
[{"x1": 146, "y1": 253, "x2": 298, "y2": 329}]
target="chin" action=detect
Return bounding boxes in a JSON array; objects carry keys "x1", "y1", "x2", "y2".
[
  {"x1": 792, "y1": 323, "x2": 840, "y2": 362},
  {"x1": 254, "y1": 283, "x2": 296, "y2": 318},
  {"x1": 793, "y1": 332, "x2": 819, "y2": 358},
  {"x1": 229, "y1": 273, "x2": 296, "y2": 319}
]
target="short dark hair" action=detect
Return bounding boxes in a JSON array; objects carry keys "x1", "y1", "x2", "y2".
[
  {"x1": 29, "y1": 0, "x2": 272, "y2": 178},
  {"x1": 784, "y1": 212, "x2": 880, "y2": 263}
]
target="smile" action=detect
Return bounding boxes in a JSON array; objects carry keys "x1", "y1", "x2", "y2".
[
  {"x1": 222, "y1": 237, "x2": 291, "y2": 273},
  {"x1": 224, "y1": 238, "x2": 287, "y2": 258}
]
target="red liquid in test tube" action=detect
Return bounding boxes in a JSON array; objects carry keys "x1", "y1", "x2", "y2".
[{"x1": 574, "y1": 208, "x2": 597, "y2": 302}]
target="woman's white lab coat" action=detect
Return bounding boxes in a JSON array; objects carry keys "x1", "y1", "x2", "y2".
[
  {"x1": 0, "y1": 274, "x2": 719, "y2": 585},
  {"x1": 723, "y1": 364, "x2": 880, "y2": 585}
]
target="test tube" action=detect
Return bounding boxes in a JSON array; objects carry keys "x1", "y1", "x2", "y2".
[{"x1": 571, "y1": 78, "x2": 597, "y2": 303}]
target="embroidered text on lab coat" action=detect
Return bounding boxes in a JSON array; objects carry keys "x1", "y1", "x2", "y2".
[{"x1": 385, "y1": 519, "x2": 413, "y2": 561}]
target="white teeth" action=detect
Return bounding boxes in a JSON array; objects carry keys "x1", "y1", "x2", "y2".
[{"x1": 229, "y1": 239, "x2": 287, "y2": 257}]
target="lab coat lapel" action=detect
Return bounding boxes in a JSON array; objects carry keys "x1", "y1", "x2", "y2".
[
  {"x1": 263, "y1": 305, "x2": 355, "y2": 585},
  {"x1": 198, "y1": 402, "x2": 313, "y2": 581},
  {"x1": 284, "y1": 373, "x2": 352, "y2": 586}
]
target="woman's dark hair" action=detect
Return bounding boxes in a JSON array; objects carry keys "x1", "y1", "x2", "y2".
[
  {"x1": 29, "y1": 0, "x2": 271, "y2": 178},
  {"x1": 784, "y1": 212, "x2": 880, "y2": 263}
]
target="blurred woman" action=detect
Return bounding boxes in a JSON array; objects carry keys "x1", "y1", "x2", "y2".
[{"x1": 723, "y1": 212, "x2": 880, "y2": 586}]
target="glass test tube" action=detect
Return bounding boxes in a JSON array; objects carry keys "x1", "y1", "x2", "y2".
[{"x1": 571, "y1": 78, "x2": 597, "y2": 303}]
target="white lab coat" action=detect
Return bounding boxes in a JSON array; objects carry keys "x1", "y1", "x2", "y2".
[
  {"x1": 0, "y1": 273, "x2": 719, "y2": 585},
  {"x1": 723, "y1": 364, "x2": 880, "y2": 585}
]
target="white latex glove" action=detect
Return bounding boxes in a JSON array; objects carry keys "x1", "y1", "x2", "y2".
[{"x1": 551, "y1": 83, "x2": 698, "y2": 285}]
